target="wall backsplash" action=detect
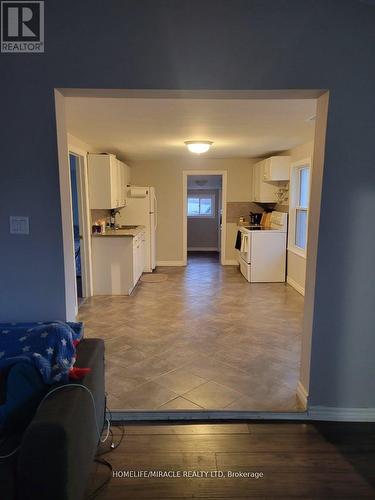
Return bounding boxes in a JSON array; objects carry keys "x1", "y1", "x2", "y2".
[
  {"x1": 226, "y1": 201, "x2": 289, "y2": 223},
  {"x1": 226, "y1": 202, "x2": 264, "y2": 223},
  {"x1": 274, "y1": 204, "x2": 289, "y2": 213},
  {"x1": 91, "y1": 209, "x2": 110, "y2": 225}
]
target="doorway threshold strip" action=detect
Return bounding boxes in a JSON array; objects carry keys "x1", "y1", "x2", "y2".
[{"x1": 109, "y1": 410, "x2": 308, "y2": 422}]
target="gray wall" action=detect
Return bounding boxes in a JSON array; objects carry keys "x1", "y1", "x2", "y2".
[
  {"x1": 1, "y1": 0, "x2": 375, "y2": 409},
  {"x1": 187, "y1": 190, "x2": 219, "y2": 250}
]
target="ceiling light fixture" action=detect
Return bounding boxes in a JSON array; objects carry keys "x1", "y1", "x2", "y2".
[{"x1": 185, "y1": 140, "x2": 213, "y2": 154}]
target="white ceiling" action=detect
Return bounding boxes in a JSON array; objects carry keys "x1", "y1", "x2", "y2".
[{"x1": 65, "y1": 97, "x2": 316, "y2": 161}]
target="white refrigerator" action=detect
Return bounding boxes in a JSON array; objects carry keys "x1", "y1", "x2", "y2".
[{"x1": 118, "y1": 187, "x2": 157, "y2": 272}]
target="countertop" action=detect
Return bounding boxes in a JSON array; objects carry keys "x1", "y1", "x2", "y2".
[{"x1": 92, "y1": 226, "x2": 145, "y2": 238}]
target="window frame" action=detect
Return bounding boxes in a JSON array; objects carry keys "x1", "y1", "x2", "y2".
[
  {"x1": 187, "y1": 192, "x2": 216, "y2": 219},
  {"x1": 288, "y1": 159, "x2": 312, "y2": 258}
]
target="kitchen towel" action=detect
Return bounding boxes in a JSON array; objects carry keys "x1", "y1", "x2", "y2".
[
  {"x1": 235, "y1": 231, "x2": 242, "y2": 250},
  {"x1": 240, "y1": 233, "x2": 248, "y2": 253}
]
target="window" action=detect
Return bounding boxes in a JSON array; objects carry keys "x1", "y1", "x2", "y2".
[
  {"x1": 289, "y1": 163, "x2": 311, "y2": 254},
  {"x1": 187, "y1": 193, "x2": 215, "y2": 217}
]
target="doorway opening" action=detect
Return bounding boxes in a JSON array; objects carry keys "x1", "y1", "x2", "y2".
[
  {"x1": 183, "y1": 170, "x2": 227, "y2": 266},
  {"x1": 68, "y1": 151, "x2": 92, "y2": 309},
  {"x1": 69, "y1": 154, "x2": 83, "y2": 302},
  {"x1": 186, "y1": 174, "x2": 223, "y2": 266},
  {"x1": 55, "y1": 89, "x2": 329, "y2": 417}
]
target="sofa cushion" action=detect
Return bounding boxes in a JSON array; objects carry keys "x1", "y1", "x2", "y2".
[
  {"x1": 0, "y1": 363, "x2": 47, "y2": 435},
  {"x1": 16, "y1": 338, "x2": 105, "y2": 500}
]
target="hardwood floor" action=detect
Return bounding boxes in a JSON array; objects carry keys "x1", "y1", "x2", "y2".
[
  {"x1": 86, "y1": 422, "x2": 375, "y2": 499},
  {"x1": 79, "y1": 252, "x2": 304, "y2": 411}
]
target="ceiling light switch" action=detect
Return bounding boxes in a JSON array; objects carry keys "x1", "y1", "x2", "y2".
[{"x1": 9, "y1": 216, "x2": 30, "y2": 235}]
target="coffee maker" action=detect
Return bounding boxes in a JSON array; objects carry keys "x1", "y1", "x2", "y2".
[{"x1": 249, "y1": 212, "x2": 263, "y2": 225}]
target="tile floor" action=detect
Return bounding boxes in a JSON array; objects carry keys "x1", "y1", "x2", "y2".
[{"x1": 78, "y1": 252, "x2": 304, "y2": 411}]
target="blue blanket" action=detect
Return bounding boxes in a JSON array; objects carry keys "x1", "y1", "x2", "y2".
[{"x1": 0, "y1": 321, "x2": 83, "y2": 384}]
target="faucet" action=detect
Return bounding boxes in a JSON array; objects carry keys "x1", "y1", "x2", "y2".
[{"x1": 110, "y1": 209, "x2": 121, "y2": 229}]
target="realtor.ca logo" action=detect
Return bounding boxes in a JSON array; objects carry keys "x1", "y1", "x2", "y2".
[{"x1": 1, "y1": 1, "x2": 44, "y2": 53}]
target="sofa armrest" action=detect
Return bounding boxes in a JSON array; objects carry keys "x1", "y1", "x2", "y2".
[{"x1": 16, "y1": 339, "x2": 105, "y2": 500}]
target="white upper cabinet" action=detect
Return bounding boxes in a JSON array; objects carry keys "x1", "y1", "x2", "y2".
[
  {"x1": 252, "y1": 156, "x2": 290, "y2": 203},
  {"x1": 263, "y1": 156, "x2": 290, "y2": 181},
  {"x1": 117, "y1": 160, "x2": 131, "y2": 206},
  {"x1": 88, "y1": 154, "x2": 130, "y2": 209}
]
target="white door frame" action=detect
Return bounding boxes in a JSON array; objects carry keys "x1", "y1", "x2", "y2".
[
  {"x1": 68, "y1": 150, "x2": 93, "y2": 300},
  {"x1": 182, "y1": 170, "x2": 227, "y2": 265}
]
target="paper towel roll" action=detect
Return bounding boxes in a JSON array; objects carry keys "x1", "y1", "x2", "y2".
[{"x1": 129, "y1": 187, "x2": 148, "y2": 198}]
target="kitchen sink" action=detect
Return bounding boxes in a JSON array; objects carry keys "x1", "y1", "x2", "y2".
[{"x1": 120, "y1": 225, "x2": 138, "y2": 229}]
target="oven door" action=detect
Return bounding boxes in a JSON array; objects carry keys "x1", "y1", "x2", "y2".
[{"x1": 238, "y1": 228, "x2": 251, "y2": 264}]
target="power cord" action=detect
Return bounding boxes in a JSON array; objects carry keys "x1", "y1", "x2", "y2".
[
  {"x1": 38, "y1": 384, "x2": 111, "y2": 444},
  {"x1": 86, "y1": 400, "x2": 125, "y2": 499},
  {"x1": 0, "y1": 383, "x2": 111, "y2": 460},
  {"x1": 85, "y1": 456, "x2": 113, "y2": 500}
]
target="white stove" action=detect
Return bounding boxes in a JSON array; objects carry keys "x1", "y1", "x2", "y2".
[{"x1": 237, "y1": 211, "x2": 288, "y2": 282}]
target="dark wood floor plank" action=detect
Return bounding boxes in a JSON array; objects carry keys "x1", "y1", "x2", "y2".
[
  {"x1": 85, "y1": 422, "x2": 375, "y2": 500},
  {"x1": 215, "y1": 451, "x2": 357, "y2": 471},
  {"x1": 113, "y1": 433, "x2": 340, "y2": 454},
  {"x1": 248, "y1": 422, "x2": 320, "y2": 434},
  {"x1": 124, "y1": 423, "x2": 250, "y2": 435},
  {"x1": 98, "y1": 474, "x2": 375, "y2": 499},
  {"x1": 108, "y1": 452, "x2": 217, "y2": 469}
]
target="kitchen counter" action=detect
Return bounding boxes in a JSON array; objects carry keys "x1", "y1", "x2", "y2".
[{"x1": 92, "y1": 226, "x2": 145, "y2": 238}]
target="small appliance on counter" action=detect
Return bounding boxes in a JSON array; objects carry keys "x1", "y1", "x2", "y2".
[
  {"x1": 249, "y1": 212, "x2": 263, "y2": 225},
  {"x1": 92, "y1": 219, "x2": 107, "y2": 234}
]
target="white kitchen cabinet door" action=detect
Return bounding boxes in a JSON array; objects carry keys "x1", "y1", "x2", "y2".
[
  {"x1": 124, "y1": 163, "x2": 130, "y2": 187},
  {"x1": 132, "y1": 236, "x2": 141, "y2": 287},
  {"x1": 252, "y1": 162, "x2": 262, "y2": 202},
  {"x1": 116, "y1": 160, "x2": 125, "y2": 207},
  {"x1": 263, "y1": 156, "x2": 290, "y2": 181},
  {"x1": 111, "y1": 160, "x2": 120, "y2": 208},
  {"x1": 117, "y1": 160, "x2": 131, "y2": 206},
  {"x1": 88, "y1": 153, "x2": 124, "y2": 209},
  {"x1": 132, "y1": 232, "x2": 146, "y2": 287},
  {"x1": 252, "y1": 159, "x2": 280, "y2": 203},
  {"x1": 139, "y1": 233, "x2": 145, "y2": 274}
]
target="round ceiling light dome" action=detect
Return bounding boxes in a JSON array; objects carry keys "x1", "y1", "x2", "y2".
[{"x1": 184, "y1": 141, "x2": 213, "y2": 154}]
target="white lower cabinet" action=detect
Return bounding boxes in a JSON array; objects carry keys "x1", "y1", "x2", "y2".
[
  {"x1": 92, "y1": 231, "x2": 145, "y2": 295},
  {"x1": 132, "y1": 232, "x2": 145, "y2": 288}
]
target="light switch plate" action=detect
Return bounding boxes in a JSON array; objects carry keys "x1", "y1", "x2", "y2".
[{"x1": 9, "y1": 216, "x2": 30, "y2": 235}]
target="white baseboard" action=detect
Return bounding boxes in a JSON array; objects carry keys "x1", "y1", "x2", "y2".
[
  {"x1": 187, "y1": 247, "x2": 219, "y2": 251},
  {"x1": 287, "y1": 276, "x2": 305, "y2": 296},
  {"x1": 296, "y1": 381, "x2": 308, "y2": 408},
  {"x1": 308, "y1": 406, "x2": 375, "y2": 422},
  {"x1": 224, "y1": 259, "x2": 239, "y2": 266},
  {"x1": 156, "y1": 260, "x2": 185, "y2": 267}
]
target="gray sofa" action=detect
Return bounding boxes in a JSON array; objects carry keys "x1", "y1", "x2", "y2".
[{"x1": 0, "y1": 338, "x2": 105, "y2": 500}]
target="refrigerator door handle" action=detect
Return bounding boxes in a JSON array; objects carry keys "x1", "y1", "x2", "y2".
[{"x1": 153, "y1": 193, "x2": 158, "y2": 230}]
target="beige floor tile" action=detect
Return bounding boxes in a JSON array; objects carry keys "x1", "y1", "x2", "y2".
[
  {"x1": 155, "y1": 368, "x2": 207, "y2": 394},
  {"x1": 110, "y1": 347, "x2": 149, "y2": 366},
  {"x1": 121, "y1": 380, "x2": 178, "y2": 410},
  {"x1": 157, "y1": 397, "x2": 203, "y2": 410},
  {"x1": 183, "y1": 381, "x2": 243, "y2": 409},
  {"x1": 79, "y1": 252, "x2": 304, "y2": 411}
]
